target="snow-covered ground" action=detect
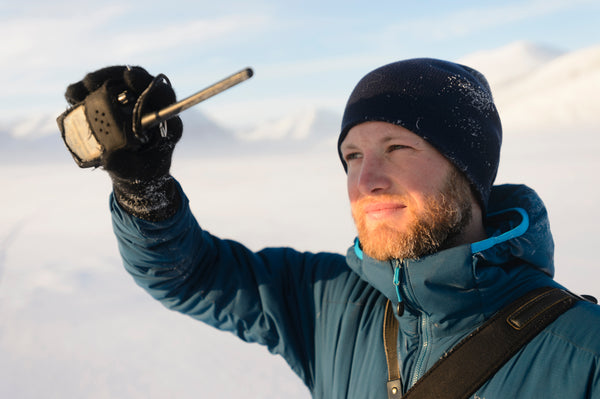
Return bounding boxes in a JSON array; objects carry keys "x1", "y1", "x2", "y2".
[{"x1": 1, "y1": 42, "x2": 599, "y2": 398}]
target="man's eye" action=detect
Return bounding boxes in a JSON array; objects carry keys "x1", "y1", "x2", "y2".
[
  {"x1": 388, "y1": 144, "x2": 409, "y2": 152},
  {"x1": 344, "y1": 152, "x2": 362, "y2": 162}
]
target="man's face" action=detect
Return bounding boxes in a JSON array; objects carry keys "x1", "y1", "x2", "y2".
[{"x1": 340, "y1": 121, "x2": 474, "y2": 261}]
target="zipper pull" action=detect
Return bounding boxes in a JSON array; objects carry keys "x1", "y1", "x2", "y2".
[{"x1": 393, "y1": 260, "x2": 405, "y2": 316}]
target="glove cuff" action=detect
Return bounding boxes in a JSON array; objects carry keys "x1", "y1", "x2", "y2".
[{"x1": 111, "y1": 174, "x2": 180, "y2": 221}]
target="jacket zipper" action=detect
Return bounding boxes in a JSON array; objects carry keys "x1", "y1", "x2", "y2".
[
  {"x1": 397, "y1": 259, "x2": 432, "y2": 390},
  {"x1": 393, "y1": 259, "x2": 403, "y2": 314},
  {"x1": 410, "y1": 313, "x2": 431, "y2": 388}
]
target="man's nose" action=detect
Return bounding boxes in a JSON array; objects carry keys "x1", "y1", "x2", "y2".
[{"x1": 357, "y1": 155, "x2": 391, "y2": 195}]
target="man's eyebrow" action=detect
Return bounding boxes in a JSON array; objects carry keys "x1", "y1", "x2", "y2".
[
  {"x1": 340, "y1": 142, "x2": 359, "y2": 151},
  {"x1": 341, "y1": 132, "x2": 412, "y2": 151}
]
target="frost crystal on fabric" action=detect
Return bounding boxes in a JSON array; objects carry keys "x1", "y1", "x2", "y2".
[
  {"x1": 445, "y1": 74, "x2": 495, "y2": 113},
  {"x1": 112, "y1": 174, "x2": 179, "y2": 221}
]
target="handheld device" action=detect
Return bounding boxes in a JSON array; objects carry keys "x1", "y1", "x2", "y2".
[{"x1": 57, "y1": 68, "x2": 253, "y2": 168}]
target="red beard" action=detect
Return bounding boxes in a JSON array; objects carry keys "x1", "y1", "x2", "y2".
[{"x1": 351, "y1": 168, "x2": 473, "y2": 261}]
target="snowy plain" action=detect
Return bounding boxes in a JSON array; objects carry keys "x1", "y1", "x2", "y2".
[{"x1": 1, "y1": 42, "x2": 599, "y2": 398}]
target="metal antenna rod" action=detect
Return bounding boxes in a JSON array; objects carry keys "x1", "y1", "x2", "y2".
[{"x1": 140, "y1": 68, "x2": 253, "y2": 130}]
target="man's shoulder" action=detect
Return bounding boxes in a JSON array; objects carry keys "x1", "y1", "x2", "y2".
[{"x1": 544, "y1": 299, "x2": 600, "y2": 356}]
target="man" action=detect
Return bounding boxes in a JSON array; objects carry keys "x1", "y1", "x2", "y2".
[{"x1": 60, "y1": 59, "x2": 600, "y2": 398}]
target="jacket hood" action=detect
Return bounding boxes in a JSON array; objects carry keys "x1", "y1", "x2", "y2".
[
  {"x1": 345, "y1": 184, "x2": 557, "y2": 330},
  {"x1": 479, "y1": 184, "x2": 554, "y2": 277}
]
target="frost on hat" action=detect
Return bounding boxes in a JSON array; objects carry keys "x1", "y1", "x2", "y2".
[{"x1": 338, "y1": 58, "x2": 502, "y2": 211}]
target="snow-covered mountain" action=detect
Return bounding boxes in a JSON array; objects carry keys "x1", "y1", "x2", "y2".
[
  {"x1": 458, "y1": 41, "x2": 565, "y2": 87},
  {"x1": 496, "y1": 45, "x2": 600, "y2": 132},
  {"x1": 0, "y1": 109, "x2": 238, "y2": 164},
  {"x1": 174, "y1": 109, "x2": 238, "y2": 157},
  {"x1": 461, "y1": 42, "x2": 600, "y2": 133},
  {"x1": 0, "y1": 121, "x2": 68, "y2": 164},
  {"x1": 0, "y1": 103, "x2": 341, "y2": 164},
  {"x1": 236, "y1": 107, "x2": 339, "y2": 142}
]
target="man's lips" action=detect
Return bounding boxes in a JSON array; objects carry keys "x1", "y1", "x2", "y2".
[{"x1": 362, "y1": 202, "x2": 407, "y2": 219}]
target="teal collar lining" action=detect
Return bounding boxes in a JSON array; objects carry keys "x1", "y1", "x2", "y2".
[
  {"x1": 471, "y1": 207, "x2": 529, "y2": 254},
  {"x1": 353, "y1": 207, "x2": 529, "y2": 259},
  {"x1": 354, "y1": 237, "x2": 364, "y2": 260}
]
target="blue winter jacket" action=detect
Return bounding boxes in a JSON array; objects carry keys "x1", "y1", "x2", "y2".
[{"x1": 111, "y1": 182, "x2": 600, "y2": 398}]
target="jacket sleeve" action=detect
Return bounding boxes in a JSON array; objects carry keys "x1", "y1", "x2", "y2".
[{"x1": 109, "y1": 181, "x2": 348, "y2": 388}]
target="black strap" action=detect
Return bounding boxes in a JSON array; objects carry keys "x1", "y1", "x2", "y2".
[{"x1": 383, "y1": 287, "x2": 579, "y2": 399}]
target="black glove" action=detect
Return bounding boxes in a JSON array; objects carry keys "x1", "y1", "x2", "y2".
[{"x1": 64, "y1": 66, "x2": 183, "y2": 221}]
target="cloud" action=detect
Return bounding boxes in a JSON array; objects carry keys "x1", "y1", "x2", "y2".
[
  {"x1": 0, "y1": 4, "x2": 272, "y2": 119},
  {"x1": 0, "y1": 7, "x2": 269, "y2": 70},
  {"x1": 0, "y1": 5, "x2": 128, "y2": 69},
  {"x1": 107, "y1": 15, "x2": 270, "y2": 58}
]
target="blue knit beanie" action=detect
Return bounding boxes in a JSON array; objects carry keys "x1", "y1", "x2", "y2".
[{"x1": 338, "y1": 58, "x2": 502, "y2": 212}]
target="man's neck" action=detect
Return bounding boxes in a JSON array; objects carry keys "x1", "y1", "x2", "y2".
[{"x1": 462, "y1": 202, "x2": 487, "y2": 245}]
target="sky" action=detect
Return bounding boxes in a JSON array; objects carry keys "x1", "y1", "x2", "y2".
[{"x1": 1, "y1": 0, "x2": 599, "y2": 132}]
